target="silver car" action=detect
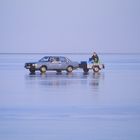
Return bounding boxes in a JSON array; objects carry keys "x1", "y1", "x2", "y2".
[{"x1": 24, "y1": 56, "x2": 79, "y2": 73}]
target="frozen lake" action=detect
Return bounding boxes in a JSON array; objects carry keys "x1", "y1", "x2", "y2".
[{"x1": 0, "y1": 53, "x2": 140, "y2": 140}]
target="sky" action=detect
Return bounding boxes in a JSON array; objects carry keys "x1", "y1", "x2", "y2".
[{"x1": 0, "y1": 0, "x2": 140, "y2": 53}]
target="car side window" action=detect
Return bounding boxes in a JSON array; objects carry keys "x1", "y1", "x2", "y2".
[
  {"x1": 49, "y1": 57, "x2": 60, "y2": 63},
  {"x1": 49, "y1": 57, "x2": 54, "y2": 62},
  {"x1": 60, "y1": 57, "x2": 66, "y2": 62},
  {"x1": 54, "y1": 57, "x2": 60, "y2": 62}
]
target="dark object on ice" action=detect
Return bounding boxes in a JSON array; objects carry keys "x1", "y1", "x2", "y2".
[{"x1": 79, "y1": 61, "x2": 89, "y2": 73}]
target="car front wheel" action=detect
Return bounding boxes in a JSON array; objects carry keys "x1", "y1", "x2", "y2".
[
  {"x1": 40, "y1": 66, "x2": 47, "y2": 73},
  {"x1": 66, "y1": 66, "x2": 73, "y2": 73}
]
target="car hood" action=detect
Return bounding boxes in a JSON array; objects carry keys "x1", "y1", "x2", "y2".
[{"x1": 25, "y1": 62, "x2": 37, "y2": 64}]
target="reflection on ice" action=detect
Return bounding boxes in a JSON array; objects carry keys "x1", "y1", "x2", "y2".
[
  {"x1": 91, "y1": 73, "x2": 104, "y2": 86},
  {"x1": 25, "y1": 71, "x2": 105, "y2": 90}
]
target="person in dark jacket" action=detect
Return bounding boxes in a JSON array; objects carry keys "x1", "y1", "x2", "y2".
[{"x1": 90, "y1": 52, "x2": 99, "y2": 63}]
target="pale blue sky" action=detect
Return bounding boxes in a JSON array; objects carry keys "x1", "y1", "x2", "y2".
[{"x1": 0, "y1": 0, "x2": 140, "y2": 53}]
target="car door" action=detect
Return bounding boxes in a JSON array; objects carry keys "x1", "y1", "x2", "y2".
[
  {"x1": 48, "y1": 57, "x2": 61, "y2": 70},
  {"x1": 59, "y1": 57, "x2": 68, "y2": 69}
]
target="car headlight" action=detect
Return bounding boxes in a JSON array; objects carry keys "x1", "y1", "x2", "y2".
[{"x1": 32, "y1": 64, "x2": 37, "y2": 67}]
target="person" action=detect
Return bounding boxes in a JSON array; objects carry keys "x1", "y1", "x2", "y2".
[{"x1": 90, "y1": 52, "x2": 99, "y2": 64}]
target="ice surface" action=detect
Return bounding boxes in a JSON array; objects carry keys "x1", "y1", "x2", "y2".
[{"x1": 0, "y1": 54, "x2": 140, "y2": 140}]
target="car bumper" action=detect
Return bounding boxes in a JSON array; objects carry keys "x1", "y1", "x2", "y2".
[{"x1": 24, "y1": 65, "x2": 36, "y2": 69}]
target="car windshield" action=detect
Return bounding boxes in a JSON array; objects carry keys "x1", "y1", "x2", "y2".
[{"x1": 39, "y1": 57, "x2": 49, "y2": 62}]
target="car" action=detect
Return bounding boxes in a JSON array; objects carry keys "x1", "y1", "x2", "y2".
[
  {"x1": 79, "y1": 59, "x2": 105, "y2": 73},
  {"x1": 24, "y1": 56, "x2": 79, "y2": 73}
]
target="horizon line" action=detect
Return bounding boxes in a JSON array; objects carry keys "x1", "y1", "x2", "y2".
[{"x1": 0, "y1": 52, "x2": 140, "y2": 55}]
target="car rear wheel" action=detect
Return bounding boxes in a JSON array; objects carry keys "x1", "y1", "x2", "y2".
[
  {"x1": 40, "y1": 66, "x2": 47, "y2": 73},
  {"x1": 66, "y1": 66, "x2": 73, "y2": 73},
  {"x1": 93, "y1": 66, "x2": 100, "y2": 73}
]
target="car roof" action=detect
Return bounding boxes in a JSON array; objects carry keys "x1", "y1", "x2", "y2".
[{"x1": 43, "y1": 56, "x2": 66, "y2": 58}]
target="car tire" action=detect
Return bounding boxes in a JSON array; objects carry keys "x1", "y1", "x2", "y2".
[
  {"x1": 66, "y1": 66, "x2": 73, "y2": 73},
  {"x1": 93, "y1": 66, "x2": 100, "y2": 73},
  {"x1": 40, "y1": 66, "x2": 47, "y2": 73},
  {"x1": 29, "y1": 68, "x2": 35, "y2": 73}
]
